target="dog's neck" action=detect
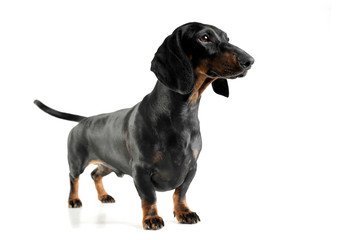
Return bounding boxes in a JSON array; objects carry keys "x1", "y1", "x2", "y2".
[
  {"x1": 188, "y1": 70, "x2": 218, "y2": 104},
  {"x1": 145, "y1": 81, "x2": 201, "y2": 123}
]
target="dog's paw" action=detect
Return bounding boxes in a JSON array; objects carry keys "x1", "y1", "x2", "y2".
[
  {"x1": 100, "y1": 195, "x2": 115, "y2": 203},
  {"x1": 174, "y1": 210, "x2": 200, "y2": 224},
  {"x1": 143, "y1": 215, "x2": 164, "y2": 230},
  {"x1": 68, "y1": 198, "x2": 82, "y2": 208}
]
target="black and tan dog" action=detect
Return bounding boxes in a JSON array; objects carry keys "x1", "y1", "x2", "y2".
[{"x1": 34, "y1": 22, "x2": 254, "y2": 230}]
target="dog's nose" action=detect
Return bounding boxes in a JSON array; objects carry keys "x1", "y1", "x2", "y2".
[
  {"x1": 244, "y1": 57, "x2": 254, "y2": 68},
  {"x1": 238, "y1": 56, "x2": 254, "y2": 69}
]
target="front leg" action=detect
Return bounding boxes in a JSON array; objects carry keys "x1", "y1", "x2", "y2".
[
  {"x1": 133, "y1": 167, "x2": 164, "y2": 230},
  {"x1": 173, "y1": 167, "x2": 200, "y2": 224}
]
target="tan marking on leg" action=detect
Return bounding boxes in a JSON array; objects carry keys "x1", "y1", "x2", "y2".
[
  {"x1": 68, "y1": 177, "x2": 82, "y2": 208},
  {"x1": 94, "y1": 176, "x2": 109, "y2": 201},
  {"x1": 173, "y1": 188, "x2": 190, "y2": 214},
  {"x1": 173, "y1": 188, "x2": 200, "y2": 224},
  {"x1": 142, "y1": 200, "x2": 164, "y2": 230},
  {"x1": 69, "y1": 178, "x2": 79, "y2": 200},
  {"x1": 91, "y1": 164, "x2": 114, "y2": 203},
  {"x1": 142, "y1": 200, "x2": 158, "y2": 218}
]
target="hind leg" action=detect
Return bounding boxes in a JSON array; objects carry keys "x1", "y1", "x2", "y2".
[
  {"x1": 91, "y1": 165, "x2": 115, "y2": 203},
  {"x1": 68, "y1": 155, "x2": 86, "y2": 208},
  {"x1": 69, "y1": 175, "x2": 82, "y2": 208},
  {"x1": 67, "y1": 127, "x2": 92, "y2": 207}
]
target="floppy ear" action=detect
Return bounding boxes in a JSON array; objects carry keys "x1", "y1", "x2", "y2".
[
  {"x1": 151, "y1": 30, "x2": 194, "y2": 95},
  {"x1": 212, "y1": 78, "x2": 229, "y2": 97}
]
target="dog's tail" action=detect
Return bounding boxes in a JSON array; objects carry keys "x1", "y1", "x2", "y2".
[{"x1": 34, "y1": 100, "x2": 86, "y2": 122}]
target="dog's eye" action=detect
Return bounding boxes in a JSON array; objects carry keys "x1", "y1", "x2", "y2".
[{"x1": 199, "y1": 35, "x2": 210, "y2": 43}]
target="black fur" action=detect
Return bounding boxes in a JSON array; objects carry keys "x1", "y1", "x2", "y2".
[
  {"x1": 212, "y1": 78, "x2": 229, "y2": 97},
  {"x1": 151, "y1": 29, "x2": 194, "y2": 94},
  {"x1": 34, "y1": 22, "x2": 254, "y2": 230},
  {"x1": 34, "y1": 100, "x2": 85, "y2": 122}
]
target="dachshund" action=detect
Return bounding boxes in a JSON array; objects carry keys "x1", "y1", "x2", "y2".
[{"x1": 34, "y1": 22, "x2": 254, "y2": 230}]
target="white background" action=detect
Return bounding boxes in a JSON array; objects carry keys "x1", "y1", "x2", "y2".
[{"x1": 1, "y1": 0, "x2": 360, "y2": 239}]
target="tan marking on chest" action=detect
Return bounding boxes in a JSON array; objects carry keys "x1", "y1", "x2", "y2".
[
  {"x1": 152, "y1": 151, "x2": 164, "y2": 163},
  {"x1": 193, "y1": 150, "x2": 199, "y2": 160}
]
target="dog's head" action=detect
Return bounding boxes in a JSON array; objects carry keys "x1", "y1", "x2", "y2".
[{"x1": 151, "y1": 22, "x2": 254, "y2": 98}]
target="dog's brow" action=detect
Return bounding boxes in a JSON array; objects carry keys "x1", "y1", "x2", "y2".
[{"x1": 208, "y1": 29, "x2": 221, "y2": 41}]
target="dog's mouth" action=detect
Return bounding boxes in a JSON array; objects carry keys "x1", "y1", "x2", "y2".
[
  {"x1": 230, "y1": 70, "x2": 248, "y2": 79},
  {"x1": 209, "y1": 68, "x2": 248, "y2": 79}
]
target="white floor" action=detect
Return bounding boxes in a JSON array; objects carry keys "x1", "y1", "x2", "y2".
[{"x1": 3, "y1": 167, "x2": 360, "y2": 240}]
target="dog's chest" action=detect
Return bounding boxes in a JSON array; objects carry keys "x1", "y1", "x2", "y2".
[
  {"x1": 153, "y1": 127, "x2": 200, "y2": 166},
  {"x1": 150, "y1": 152, "x2": 197, "y2": 191},
  {"x1": 149, "y1": 128, "x2": 201, "y2": 191}
]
